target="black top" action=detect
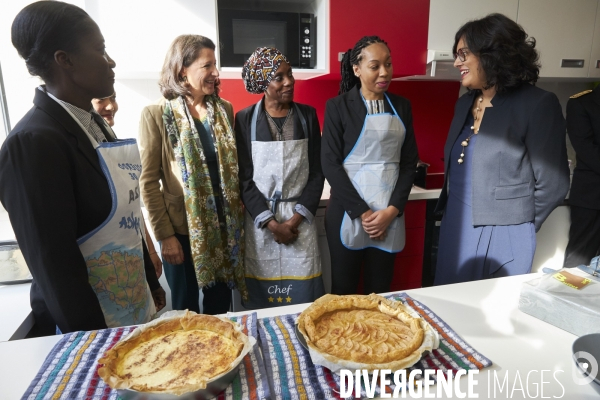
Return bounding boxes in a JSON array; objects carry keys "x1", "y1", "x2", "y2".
[
  {"x1": 0, "y1": 89, "x2": 160, "y2": 335},
  {"x1": 234, "y1": 99, "x2": 325, "y2": 220},
  {"x1": 271, "y1": 116, "x2": 287, "y2": 130},
  {"x1": 194, "y1": 118, "x2": 221, "y2": 194},
  {"x1": 567, "y1": 86, "x2": 600, "y2": 209},
  {"x1": 321, "y1": 85, "x2": 419, "y2": 219}
]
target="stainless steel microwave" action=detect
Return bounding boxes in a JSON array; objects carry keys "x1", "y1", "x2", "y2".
[{"x1": 218, "y1": 10, "x2": 316, "y2": 69}]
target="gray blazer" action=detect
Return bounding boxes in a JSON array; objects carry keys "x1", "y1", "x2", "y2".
[{"x1": 435, "y1": 84, "x2": 570, "y2": 232}]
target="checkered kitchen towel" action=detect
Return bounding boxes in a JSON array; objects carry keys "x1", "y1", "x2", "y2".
[
  {"x1": 257, "y1": 293, "x2": 493, "y2": 400},
  {"x1": 22, "y1": 312, "x2": 270, "y2": 400}
]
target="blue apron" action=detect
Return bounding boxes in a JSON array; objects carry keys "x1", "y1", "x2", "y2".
[{"x1": 340, "y1": 93, "x2": 407, "y2": 253}]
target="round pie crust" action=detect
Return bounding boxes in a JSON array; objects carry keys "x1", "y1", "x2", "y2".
[
  {"x1": 98, "y1": 312, "x2": 248, "y2": 395},
  {"x1": 297, "y1": 293, "x2": 437, "y2": 372}
]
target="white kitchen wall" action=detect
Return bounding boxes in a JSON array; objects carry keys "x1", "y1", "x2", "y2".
[
  {"x1": 0, "y1": 1, "x2": 182, "y2": 137},
  {"x1": 0, "y1": 1, "x2": 43, "y2": 131},
  {"x1": 112, "y1": 79, "x2": 162, "y2": 139}
]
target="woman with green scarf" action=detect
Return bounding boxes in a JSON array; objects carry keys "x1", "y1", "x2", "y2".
[{"x1": 139, "y1": 35, "x2": 246, "y2": 314}]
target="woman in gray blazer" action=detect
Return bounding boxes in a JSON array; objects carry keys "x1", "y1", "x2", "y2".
[{"x1": 434, "y1": 14, "x2": 570, "y2": 285}]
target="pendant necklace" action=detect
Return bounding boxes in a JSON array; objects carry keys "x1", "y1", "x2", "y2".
[
  {"x1": 265, "y1": 108, "x2": 291, "y2": 141},
  {"x1": 458, "y1": 97, "x2": 483, "y2": 164}
]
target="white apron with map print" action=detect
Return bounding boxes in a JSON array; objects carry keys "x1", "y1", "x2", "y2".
[{"x1": 64, "y1": 109, "x2": 155, "y2": 328}]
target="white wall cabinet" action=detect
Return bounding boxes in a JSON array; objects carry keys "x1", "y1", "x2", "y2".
[
  {"x1": 428, "y1": 0, "x2": 600, "y2": 79},
  {"x1": 517, "y1": 0, "x2": 598, "y2": 78},
  {"x1": 428, "y1": 0, "x2": 519, "y2": 51},
  {"x1": 216, "y1": 0, "x2": 329, "y2": 79},
  {"x1": 588, "y1": 2, "x2": 600, "y2": 77}
]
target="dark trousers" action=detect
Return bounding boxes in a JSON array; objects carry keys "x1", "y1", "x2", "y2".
[
  {"x1": 325, "y1": 199, "x2": 396, "y2": 295},
  {"x1": 161, "y1": 233, "x2": 231, "y2": 315},
  {"x1": 564, "y1": 206, "x2": 600, "y2": 269}
]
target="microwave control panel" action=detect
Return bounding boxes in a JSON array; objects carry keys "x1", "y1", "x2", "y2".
[{"x1": 299, "y1": 13, "x2": 316, "y2": 68}]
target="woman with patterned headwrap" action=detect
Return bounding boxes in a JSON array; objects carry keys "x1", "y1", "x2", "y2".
[
  {"x1": 235, "y1": 47, "x2": 325, "y2": 309},
  {"x1": 139, "y1": 35, "x2": 247, "y2": 314}
]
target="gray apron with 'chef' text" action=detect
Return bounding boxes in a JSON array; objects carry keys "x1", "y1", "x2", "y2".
[{"x1": 243, "y1": 100, "x2": 324, "y2": 309}]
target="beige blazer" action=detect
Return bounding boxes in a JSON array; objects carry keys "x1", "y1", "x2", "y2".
[{"x1": 138, "y1": 97, "x2": 234, "y2": 241}]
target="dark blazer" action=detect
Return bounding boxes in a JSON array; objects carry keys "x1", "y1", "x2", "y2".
[
  {"x1": 436, "y1": 84, "x2": 570, "y2": 231},
  {"x1": 235, "y1": 99, "x2": 325, "y2": 221},
  {"x1": 321, "y1": 85, "x2": 419, "y2": 219},
  {"x1": 567, "y1": 86, "x2": 600, "y2": 209},
  {"x1": 0, "y1": 89, "x2": 160, "y2": 335}
]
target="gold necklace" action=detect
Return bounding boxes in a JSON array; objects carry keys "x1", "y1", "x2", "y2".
[{"x1": 457, "y1": 97, "x2": 483, "y2": 164}]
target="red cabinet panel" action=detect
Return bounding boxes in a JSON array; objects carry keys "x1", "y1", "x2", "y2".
[
  {"x1": 390, "y1": 255, "x2": 423, "y2": 291},
  {"x1": 399, "y1": 227, "x2": 425, "y2": 257},
  {"x1": 329, "y1": 0, "x2": 429, "y2": 78},
  {"x1": 404, "y1": 200, "x2": 426, "y2": 229}
]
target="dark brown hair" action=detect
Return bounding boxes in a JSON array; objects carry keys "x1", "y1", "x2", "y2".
[
  {"x1": 453, "y1": 13, "x2": 540, "y2": 93},
  {"x1": 159, "y1": 34, "x2": 219, "y2": 99}
]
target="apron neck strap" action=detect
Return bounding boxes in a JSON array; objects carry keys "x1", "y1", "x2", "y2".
[
  {"x1": 250, "y1": 98, "x2": 307, "y2": 142},
  {"x1": 250, "y1": 99, "x2": 262, "y2": 142},
  {"x1": 294, "y1": 103, "x2": 308, "y2": 138},
  {"x1": 359, "y1": 91, "x2": 400, "y2": 117}
]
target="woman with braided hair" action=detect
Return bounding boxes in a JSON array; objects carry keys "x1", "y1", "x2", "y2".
[{"x1": 321, "y1": 36, "x2": 419, "y2": 295}]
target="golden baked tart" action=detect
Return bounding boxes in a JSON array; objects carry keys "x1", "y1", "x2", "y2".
[
  {"x1": 98, "y1": 312, "x2": 249, "y2": 395},
  {"x1": 297, "y1": 294, "x2": 438, "y2": 372}
]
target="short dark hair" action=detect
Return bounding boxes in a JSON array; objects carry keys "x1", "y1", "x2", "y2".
[
  {"x1": 11, "y1": 1, "x2": 96, "y2": 84},
  {"x1": 339, "y1": 36, "x2": 389, "y2": 95},
  {"x1": 159, "y1": 35, "x2": 220, "y2": 100},
  {"x1": 453, "y1": 13, "x2": 540, "y2": 93}
]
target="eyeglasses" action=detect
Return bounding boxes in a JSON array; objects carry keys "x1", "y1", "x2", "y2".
[{"x1": 453, "y1": 48, "x2": 470, "y2": 62}]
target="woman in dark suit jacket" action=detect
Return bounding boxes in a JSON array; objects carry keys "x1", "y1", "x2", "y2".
[
  {"x1": 321, "y1": 36, "x2": 419, "y2": 295},
  {"x1": 235, "y1": 47, "x2": 324, "y2": 309},
  {"x1": 434, "y1": 14, "x2": 570, "y2": 285},
  {"x1": 0, "y1": 2, "x2": 164, "y2": 335}
]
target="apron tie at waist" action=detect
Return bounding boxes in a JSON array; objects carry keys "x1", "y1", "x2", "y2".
[
  {"x1": 268, "y1": 190, "x2": 300, "y2": 215},
  {"x1": 244, "y1": 98, "x2": 323, "y2": 309}
]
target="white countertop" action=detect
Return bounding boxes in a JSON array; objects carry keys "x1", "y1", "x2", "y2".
[
  {"x1": 319, "y1": 180, "x2": 441, "y2": 207},
  {"x1": 1, "y1": 273, "x2": 597, "y2": 399},
  {"x1": 0, "y1": 283, "x2": 33, "y2": 342}
]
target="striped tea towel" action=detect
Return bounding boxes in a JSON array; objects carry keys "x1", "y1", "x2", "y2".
[
  {"x1": 22, "y1": 312, "x2": 270, "y2": 400},
  {"x1": 257, "y1": 293, "x2": 492, "y2": 400}
]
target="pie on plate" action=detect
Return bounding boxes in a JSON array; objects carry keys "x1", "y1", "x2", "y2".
[
  {"x1": 98, "y1": 312, "x2": 250, "y2": 396},
  {"x1": 297, "y1": 293, "x2": 439, "y2": 372}
]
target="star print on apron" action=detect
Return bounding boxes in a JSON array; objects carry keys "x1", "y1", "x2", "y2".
[
  {"x1": 60, "y1": 105, "x2": 155, "y2": 328},
  {"x1": 340, "y1": 93, "x2": 407, "y2": 253},
  {"x1": 243, "y1": 100, "x2": 325, "y2": 309}
]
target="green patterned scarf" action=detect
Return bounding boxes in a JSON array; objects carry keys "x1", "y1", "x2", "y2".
[{"x1": 163, "y1": 95, "x2": 247, "y2": 300}]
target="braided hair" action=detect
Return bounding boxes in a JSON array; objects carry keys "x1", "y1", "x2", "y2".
[{"x1": 339, "y1": 36, "x2": 389, "y2": 95}]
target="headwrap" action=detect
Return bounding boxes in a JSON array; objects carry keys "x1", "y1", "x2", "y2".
[{"x1": 241, "y1": 47, "x2": 289, "y2": 94}]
